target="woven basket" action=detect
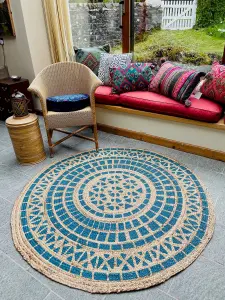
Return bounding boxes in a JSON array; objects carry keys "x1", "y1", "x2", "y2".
[{"x1": 6, "y1": 114, "x2": 46, "y2": 165}]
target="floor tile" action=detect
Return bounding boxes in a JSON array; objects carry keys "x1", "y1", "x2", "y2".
[
  {"x1": 44, "y1": 292, "x2": 64, "y2": 300},
  {"x1": 20, "y1": 156, "x2": 60, "y2": 177},
  {"x1": 0, "y1": 148, "x2": 34, "y2": 173},
  {"x1": 158, "y1": 279, "x2": 173, "y2": 293},
  {"x1": 193, "y1": 165, "x2": 215, "y2": 183},
  {"x1": 167, "y1": 256, "x2": 225, "y2": 300},
  {"x1": 0, "y1": 140, "x2": 8, "y2": 152},
  {"x1": 0, "y1": 222, "x2": 11, "y2": 239},
  {"x1": 1, "y1": 186, "x2": 23, "y2": 205},
  {"x1": 0, "y1": 250, "x2": 19, "y2": 282},
  {"x1": 0, "y1": 164, "x2": 31, "y2": 202},
  {"x1": 0, "y1": 122, "x2": 10, "y2": 137},
  {"x1": 202, "y1": 222, "x2": 225, "y2": 266},
  {"x1": 0, "y1": 197, "x2": 13, "y2": 227},
  {"x1": 215, "y1": 196, "x2": 225, "y2": 226},
  {"x1": 0, "y1": 163, "x2": 30, "y2": 188},
  {"x1": 164, "y1": 151, "x2": 200, "y2": 169},
  {"x1": 193, "y1": 167, "x2": 225, "y2": 204},
  {"x1": 105, "y1": 287, "x2": 176, "y2": 300},
  {"x1": 0, "y1": 255, "x2": 50, "y2": 300},
  {"x1": 27, "y1": 267, "x2": 105, "y2": 300},
  {"x1": 197, "y1": 156, "x2": 225, "y2": 173},
  {"x1": 209, "y1": 172, "x2": 225, "y2": 192},
  {"x1": 0, "y1": 223, "x2": 30, "y2": 270},
  {"x1": 27, "y1": 266, "x2": 60, "y2": 288}
]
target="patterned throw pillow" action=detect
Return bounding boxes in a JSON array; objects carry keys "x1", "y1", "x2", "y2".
[
  {"x1": 149, "y1": 62, "x2": 205, "y2": 106},
  {"x1": 98, "y1": 53, "x2": 133, "y2": 85},
  {"x1": 200, "y1": 62, "x2": 225, "y2": 104},
  {"x1": 110, "y1": 63, "x2": 154, "y2": 94},
  {"x1": 74, "y1": 44, "x2": 110, "y2": 75}
]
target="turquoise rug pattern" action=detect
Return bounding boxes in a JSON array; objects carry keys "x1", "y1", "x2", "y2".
[{"x1": 12, "y1": 148, "x2": 215, "y2": 293}]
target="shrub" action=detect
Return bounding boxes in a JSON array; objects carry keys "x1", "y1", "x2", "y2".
[
  {"x1": 182, "y1": 51, "x2": 212, "y2": 65},
  {"x1": 134, "y1": 45, "x2": 218, "y2": 65},
  {"x1": 196, "y1": 0, "x2": 225, "y2": 28},
  {"x1": 113, "y1": 29, "x2": 223, "y2": 66}
]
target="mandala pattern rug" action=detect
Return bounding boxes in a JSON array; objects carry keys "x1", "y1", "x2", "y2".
[{"x1": 11, "y1": 148, "x2": 215, "y2": 293}]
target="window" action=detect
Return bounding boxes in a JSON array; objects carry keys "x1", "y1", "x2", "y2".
[{"x1": 69, "y1": 0, "x2": 225, "y2": 66}]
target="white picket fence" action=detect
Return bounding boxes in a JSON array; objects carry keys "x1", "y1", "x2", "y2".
[{"x1": 161, "y1": 0, "x2": 197, "y2": 30}]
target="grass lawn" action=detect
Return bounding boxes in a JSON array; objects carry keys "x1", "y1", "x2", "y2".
[{"x1": 114, "y1": 28, "x2": 224, "y2": 64}]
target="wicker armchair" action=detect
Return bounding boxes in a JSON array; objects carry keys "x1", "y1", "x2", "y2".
[{"x1": 28, "y1": 62, "x2": 102, "y2": 157}]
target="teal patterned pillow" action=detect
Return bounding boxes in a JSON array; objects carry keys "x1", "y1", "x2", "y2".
[
  {"x1": 110, "y1": 63, "x2": 154, "y2": 94},
  {"x1": 98, "y1": 53, "x2": 133, "y2": 86},
  {"x1": 74, "y1": 44, "x2": 110, "y2": 75}
]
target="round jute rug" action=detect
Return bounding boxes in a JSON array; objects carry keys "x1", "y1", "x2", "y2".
[{"x1": 11, "y1": 148, "x2": 215, "y2": 294}]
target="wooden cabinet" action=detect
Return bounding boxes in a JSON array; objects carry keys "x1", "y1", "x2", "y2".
[{"x1": 0, "y1": 78, "x2": 34, "y2": 121}]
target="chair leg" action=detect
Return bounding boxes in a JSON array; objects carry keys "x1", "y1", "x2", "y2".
[
  {"x1": 47, "y1": 129, "x2": 54, "y2": 158},
  {"x1": 49, "y1": 129, "x2": 53, "y2": 139},
  {"x1": 93, "y1": 124, "x2": 99, "y2": 151}
]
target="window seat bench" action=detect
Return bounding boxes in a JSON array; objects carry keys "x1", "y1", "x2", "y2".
[{"x1": 95, "y1": 87, "x2": 225, "y2": 162}]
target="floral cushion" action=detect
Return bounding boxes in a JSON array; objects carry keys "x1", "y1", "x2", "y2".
[
  {"x1": 47, "y1": 94, "x2": 90, "y2": 112},
  {"x1": 149, "y1": 62, "x2": 205, "y2": 106},
  {"x1": 200, "y1": 62, "x2": 225, "y2": 104},
  {"x1": 98, "y1": 53, "x2": 133, "y2": 85},
  {"x1": 110, "y1": 63, "x2": 154, "y2": 94},
  {"x1": 74, "y1": 44, "x2": 110, "y2": 75}
]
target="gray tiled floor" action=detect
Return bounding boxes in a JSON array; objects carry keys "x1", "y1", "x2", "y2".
[{"x1": 0, "y1": 116, "x2": 225, "y2": 300}]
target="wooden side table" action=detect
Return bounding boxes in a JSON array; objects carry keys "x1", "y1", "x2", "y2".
[
  {"x1": 6, "y1": 114, "x2": 46, "y2": 165},
  {"x1": 0, "y1": 78, "x2": 34, "y2": 121}
]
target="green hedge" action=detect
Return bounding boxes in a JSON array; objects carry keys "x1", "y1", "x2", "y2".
[{"x1": 196, "y1": 0, "x2": 225, "y2": 28}]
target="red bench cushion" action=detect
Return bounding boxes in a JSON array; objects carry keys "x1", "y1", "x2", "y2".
[
  {"x1": 95, "y1": 86, "x2": 120, "y2": 105},
  {"x1": 120, "y1": 91, "x2": 223, "y2": 123},
  {"x1": 95, "y1": 87, "x2": 223, "y2": 123}
]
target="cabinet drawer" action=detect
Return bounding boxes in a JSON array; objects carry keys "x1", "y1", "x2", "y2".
[
  {"x1": 0, "y1": 85, "x2": 9, "y2": 93},
  {"x1": 0, "y1": 79, "x2": 34, "y2": 121}
]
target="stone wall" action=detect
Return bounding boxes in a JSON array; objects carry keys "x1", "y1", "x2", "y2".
[
  {"x1": 146, "y1": 0, "x2": 161, "y2": 6},
  {"x1": 69, "y1": 3, "x2": 162, "y2": 48}
]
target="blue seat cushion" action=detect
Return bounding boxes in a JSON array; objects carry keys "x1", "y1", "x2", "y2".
[{"x1": 47, "y1": 94, "x2": 90, "y2": 112}]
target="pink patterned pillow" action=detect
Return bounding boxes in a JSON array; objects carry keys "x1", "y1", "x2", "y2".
[
  {"x1": 149, "y1": 62, "x2": 204, "y2": 106},
  {"x1": 201, "y1": 62, "x2": 225, "y2": 104}
]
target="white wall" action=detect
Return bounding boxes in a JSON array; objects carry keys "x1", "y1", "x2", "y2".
[
  {"x1": 20, "y1": 0, "x2": 52, "y2": 76},
  {"x1": 2, "y1": 0, "x2": 35, "y2": 81},
  {"x1": 2, "y1": 0, "x2": 52, "y2": 109}
]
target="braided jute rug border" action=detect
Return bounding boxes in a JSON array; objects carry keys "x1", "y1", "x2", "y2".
[{"x1": 11, "y1": 148, "x2": 215, "y2": 294}]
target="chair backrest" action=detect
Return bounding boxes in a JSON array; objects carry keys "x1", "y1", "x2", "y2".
[
  {"x1": 35, "y1": 62, "x2": 95, "y2": 98},
  {"x1": 29, "y1": 62, "x2": 98, "y2": 114}
]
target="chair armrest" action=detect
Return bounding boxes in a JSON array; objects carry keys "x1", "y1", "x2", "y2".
[
  {"x1": 28, "y1": 78, "x2": 49, "y2": 115},
  {"x1": 88, "y1": 73, "x2": 103, "y2": 106},
  {"x1": 84, "y1": 73, "x2": 102, "y2": 125}
]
